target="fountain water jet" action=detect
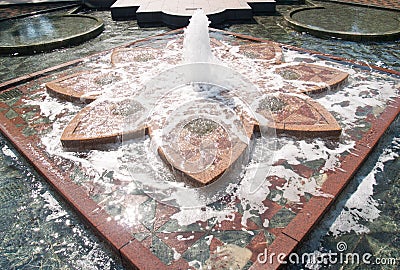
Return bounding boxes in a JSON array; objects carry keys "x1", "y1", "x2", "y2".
[
  {"x1": 183, "y1": 9, "x2": 215, "y2": 63},
  {"x1": 43, "y1": 10, "x2": 349, "y2": 209}
]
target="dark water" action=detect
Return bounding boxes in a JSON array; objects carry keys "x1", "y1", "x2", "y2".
[
  {"x1": 0, "y1": 9, "x2": 166, "y2": 270},
  {"x1": 291, "y1": 2, "x2": 400, "y2": 34},
  {"x1": 0, "y1": 134, "x2": 124, "y2": 269},
  {"x1": 0, "y1": 15, "x2": 99, "y2": 46}
]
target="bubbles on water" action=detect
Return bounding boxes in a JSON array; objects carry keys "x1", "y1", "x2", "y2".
[{"x1": 121, "y1": 63, "x2": 277, "y2": 208}]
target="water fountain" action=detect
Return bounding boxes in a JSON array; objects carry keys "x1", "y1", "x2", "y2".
[
  {"x1": 1, "y1": 7, "x2": 399, "y2": 270},
  {"x1": 285, "y1": 2, "x2": 400, "y2": 41}
]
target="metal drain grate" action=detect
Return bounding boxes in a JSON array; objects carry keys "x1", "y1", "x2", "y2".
[{"x1": 0, "y1": 89, "x2": 22, "y2": 102}]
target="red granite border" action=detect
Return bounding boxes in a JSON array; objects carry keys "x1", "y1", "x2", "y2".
[
  {"x1": 0, "y1": 59, "x2": 82, "y2": 91},
  {"x1": 0, "y1": 29, "x2": 399, "y2": 270},
  {"x1": 280, "y1": 44, "x2": 400, "y2": 77},
  {"x1": 249, "y1": 233, "x2": 299, "y2": 270}
]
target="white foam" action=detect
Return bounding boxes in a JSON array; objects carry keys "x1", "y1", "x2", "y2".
[
  {"x1": 329, "y1": 136, "x2": 399, "y2": 236},
  {"x1": 1, "y1": 144, "x2": 17, "y2": 159}
]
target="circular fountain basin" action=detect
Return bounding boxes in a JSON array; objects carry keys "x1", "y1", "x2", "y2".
[
  {"x1": 0, "y1": 14, "x2": 104, "y2": 55},
  {"x1": 285, "y1": 4, "x2": 400, "y2": 41}
]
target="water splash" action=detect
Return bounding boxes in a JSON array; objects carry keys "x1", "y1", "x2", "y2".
[{"x1": 183, "y1": 9, "x2": 215, "y2": 63}]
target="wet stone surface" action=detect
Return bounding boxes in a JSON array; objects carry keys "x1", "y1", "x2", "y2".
[{"x1": 0, "y1": 29, "x2": 399, "y2": 269}]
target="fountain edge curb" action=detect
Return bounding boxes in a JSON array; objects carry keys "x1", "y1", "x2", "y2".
[{"x1": 0, "y1": 14, "x2": 105, "y2": 55}]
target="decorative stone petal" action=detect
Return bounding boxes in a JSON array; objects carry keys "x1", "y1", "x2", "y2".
[
  {"x1": 256, "y1": 93, "x2": 342, "y2": 136},
  {"x1": 147, "y1": 99, "x2": 255, "y2": 186},
  {"x1": 61, "y1": 98, "x2": 146, "y2": 149},
  {"x1": 217, "y1": 41, "x2": 282, "y2": 68},
  {"x1": 275, "y1": 63, "x2": 349, "y2": 94},
  {"x1": 238, "y1": 42, "x2": 283, "y2": 64},
  {"x1": 46, "y1": 70, "x2": 126, "y2": 103},
  {"x1": 111, "y1": 46, "x2": 180, "y2": 66}
]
